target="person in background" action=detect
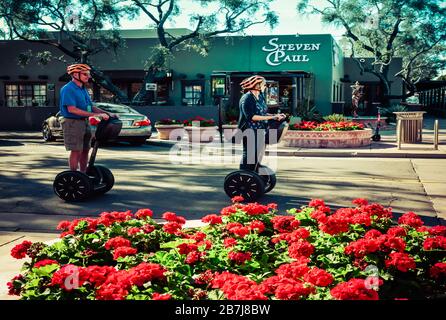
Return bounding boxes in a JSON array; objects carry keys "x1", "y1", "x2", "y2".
[
  {"x1": 237, "y1": 75, "x2": 286, "y2": 171},
  {"x1": 59, "y1": 63, "x2": 116, "y2": 172}
]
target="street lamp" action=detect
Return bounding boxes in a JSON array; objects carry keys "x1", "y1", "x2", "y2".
[{"x1": 211, "y1": 74, "x2": 230, "y2": 143}]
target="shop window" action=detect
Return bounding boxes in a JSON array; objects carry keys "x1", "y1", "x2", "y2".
[
  {"x1": 182, "y1": 81, "x2": 204, "y2": 105},
  {"x1": 5, "y1": 83, "x2": 47, "y2": 107}
]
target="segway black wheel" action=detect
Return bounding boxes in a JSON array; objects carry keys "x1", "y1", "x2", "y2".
[
  {"x1": 53, "y1": 171, "x2": 93, "y2": 202},
  {"x1": 86, "y1": 165, "x2": 115, "y2": 194},
  {"x1": 258, "y1": 165, "x2": 277, "y2": 193},
  {"x1": 224, "y1": 170, "x2": 265, "y2": 202},
  {"x1": 372, "y1": 134, "x2": 381, "y2": 141}
]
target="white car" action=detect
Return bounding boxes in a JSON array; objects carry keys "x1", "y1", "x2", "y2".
[{"x1": 42, "y1": 103, "x2": 152, "y2": 145}]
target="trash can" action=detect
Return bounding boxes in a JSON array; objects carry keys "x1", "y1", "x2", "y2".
[{"x1": 393, "y1": 111, "x2": 426, "y2": 143}]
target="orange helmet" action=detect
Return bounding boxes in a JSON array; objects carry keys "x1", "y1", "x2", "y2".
[
  {"x1": 240, "y1": 75, "x2": 265, "y2": 91},
  {"x1": 67, "y1": 63, "x2": 91, "y2": 75}
]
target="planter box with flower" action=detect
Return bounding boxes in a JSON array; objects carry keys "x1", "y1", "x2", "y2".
[
  {"x1": 8, "y1": 197, "x2": 446, "y2": 300},
  {"x1": 282, "y1": 121, "x2": 372, "y2": 148},
  {"x1": 184, "y1": 116, "x2": 218, "y2": 143},
  {"x1": 154, "y1": 119, "x2": 184, "y2": 140}
]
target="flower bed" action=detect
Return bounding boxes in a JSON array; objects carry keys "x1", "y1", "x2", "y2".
[
  {"x1": 7, "y1": 198, "x2": 446, "y2": 300},
  {"x1": 283, "y1": 121, "x2": 372, "y2": 148}
]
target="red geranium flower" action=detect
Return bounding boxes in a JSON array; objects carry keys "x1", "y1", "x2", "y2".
[
  {"x1": 34, "y1": 259, "x2": 59, "y2": 268},
  {"x1": 163, "y1": 221, "x2": 183, "y2": 234},
  {"x1": 10, "y1": 240, "x2": 33, "y2": 259},
  {"x1": 352, "y1": 198, "x2": 369, "y2": 206},
  {"x1": 223, "y1": 237, "x2": 238, "y2": 248},
  {"x1": 162, "y1": 212, "x2": 186, "y2": 225},
  {"x1": 398, "y1": 212, "x2": 424, "y2": 228},
  {"x1": 303, "y1": 268, "x2": 334, "y2": 287},
  {"x1": 385, "y1": 252, "x2": 416, "y2": 272},
  {"x1": 231, "y1": 196, "x2": 244, "y2": 203},
  {"x1": 288, "y1": 240, "x2": 315, "y2": 258},
  {"x1": 330, "y1": 278, "x2": 379, "y2": 300},
  {"x1": 112, "y1": 246, "x2": 138, "y2": 260},
  {"x1": 105, "y1": 237, "x2": 131, "y2": 250},
  {"x1": 135, "y1": 208, "x2": 153, "y2": 219},
  {"x1": 152, "y1": 292, "x2": 172, "y2": 300},
  {"x1": 429, "y1": 262, "x2": 446, "y2": 279},
  {"x1": 228, "y1": 251, "x2": 252, "y2": 264},
  {"x1": 201, "y1": 214, "x2": 223, "y2": 225},
  {"x1": 423, "y1": 236, "x2": 446, "y2": 251}
]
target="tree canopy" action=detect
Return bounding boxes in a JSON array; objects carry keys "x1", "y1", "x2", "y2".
[{"x1": 297, "y1": 0, "x2": 446, "y2": 101}]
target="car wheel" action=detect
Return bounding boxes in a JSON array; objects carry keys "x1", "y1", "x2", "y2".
[{"x1": 43, "y1": 124, "x2": 56, "y2": 142}]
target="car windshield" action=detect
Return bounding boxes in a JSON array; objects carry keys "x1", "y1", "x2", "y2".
[{"x1": 95, "y1": 104, "x2": 136, "y2": 114}]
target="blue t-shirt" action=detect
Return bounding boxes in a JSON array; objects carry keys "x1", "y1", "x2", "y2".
[
  {"x1": 238, "y1": 92, "x2": 268, "y2": 130},
  {"x1": 59, "y1": 81, "x2": 92, "y2": 119}
]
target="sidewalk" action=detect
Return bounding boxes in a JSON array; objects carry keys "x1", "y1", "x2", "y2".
[{"x1": 2, "y1": 116, "x2": 445, "y2": 159}]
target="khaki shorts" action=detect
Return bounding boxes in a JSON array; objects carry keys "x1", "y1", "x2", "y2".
[{"x1": 61, "y1": 118, "x2": 92, "y2": 151}]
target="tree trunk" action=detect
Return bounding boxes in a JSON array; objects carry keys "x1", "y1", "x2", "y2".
[
  {"x1": 90, "y1": 67, "x2": 129, "y2": 103},
  {"x1": 132, "y1": 66, "x2": 157, "y2": 105}
]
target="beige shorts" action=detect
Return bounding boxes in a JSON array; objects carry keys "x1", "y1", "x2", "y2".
[{"x1": 61, "y1": 118, "x2": 92, "y2": 151}]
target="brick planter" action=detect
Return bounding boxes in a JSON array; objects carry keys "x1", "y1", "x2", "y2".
[{"x1": 282, "y1": 128, "x2": 373, "y2": 148}]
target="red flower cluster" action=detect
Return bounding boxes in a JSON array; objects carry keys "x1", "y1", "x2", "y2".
[
  {"x1": 423, "y1": 236, "x2": 446, "y2": 251},
  {"x1": 113, "y1": 247, "x2": 138, "y2": 260},
  {"x1": 226, "y1": 222, "x2": 250, "y2": 238},
  {"x1": 201, "y1": 214, "x2": 223, "y2": 225},
  {"x1": 10, "y1": 240, "x2": 33, "y2": 259},
  {"x1": 127, "y1": 227, "x2": 142, "y2": 236},
  {"x1": 228, "y1": 251, "x2": 252, "y2": 265},
  {"x1": 194, "y1": 270, "x2": 215, "y2": 285},
  {"x1": 429, "y1": 262, "x2": 446, "y2": 279},
  {"x1": 248, "y1": 220, "x2": 266, "y2": 233},
  {"x1": 163, "y1": 222, "x2": 183, "y2": 234},
  {"x1": 134, "y1": 208, "x2": 153, "y2": 219},
  {"x1": 385, "y1": 252, "x2": 416, "y2": 272},
  {"x1": 211, "y1": 272, "x2": 267, "y2": 300},
  {"x1": 345, "y1": 234, "x2": 406, "y2": 258},
  {"x1": 34, "y1": 259, "x2": 59, "y2": 268},
  {"x1": 162, "y1": 212, "x2": 186, "y2": 225},
  {"x1": 105, "y1": 237, "x2": 131, "y2": 250},
  {"x1": 240, "y1": 202, "x2": 270, "y2": 215},
  {"x1": 275, "y1": 258, "x2": 310, "y2": 279},
  {"x1": 330, "y1": 278, "x2": 379, "y2": 300},
  {"x1": 7, "y1": 275, "x2": 24, "y2": 296},
  {"x1": 220, "y1": 205, "x2": 238, "y2": 216},
  {"x1": 223, "y1": 237, "x2": 238, "y2": 248},
  {"x1": 152, "y1": 292, "x2": 172, "y2": 300},
  {"x1": 398, "y1": 212, "x2": 424, "y2": 228},
  {"x1": 260, "y1": 276, "x2": 316, "y2": 300},
  {"x1": 304, "y1": 268, "x2": 334, "y2": 287},
  {"x1": 291, "y1": 121, "x2": 364, "y2": 131},
  {"x1": 288, "y1": 240, "x2": 315, "y2": 258},
  {"x1": 271, "y1": 216, "x2": 300, "y2": 233},
  {"x1": 231, "y1": 196, "x2": 244, "y2": 203},
  {"x1": 51, "y1": 263, "x2": 166, "y2": 300},
  {"x1": 272, "y1": 228, "x2": 310, "y2": 244}
]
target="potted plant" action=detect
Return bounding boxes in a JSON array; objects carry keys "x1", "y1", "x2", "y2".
[
  {"x1": 183, "y1": 116, "x2": 218, "y2": 143},
  {"x1": 154, "y1": 119, "x2": 184, "y2": 140},
  {"x1": 282, "y1": 120, "x2": 372, "y2": 148}
]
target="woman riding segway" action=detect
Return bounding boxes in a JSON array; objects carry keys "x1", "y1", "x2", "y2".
[{"x1": 223, "y1": 75, "x2": 287, "y2": 201}]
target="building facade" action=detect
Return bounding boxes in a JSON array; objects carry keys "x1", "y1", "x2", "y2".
[{"x1": 0, "y1": 30, "x2": 403, "y2": 130}]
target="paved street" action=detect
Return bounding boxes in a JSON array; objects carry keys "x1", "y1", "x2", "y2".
[{"x1": 0, "y1": 136, "x2": 445, "y2": 233}]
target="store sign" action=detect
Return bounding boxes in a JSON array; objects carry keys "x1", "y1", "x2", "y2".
[
  {"x1": 262, "y1": 37, "x2": 321, "y2": 66},
  {"x1": 145, "y1": 83, "x2": 157, "y2": 91}
]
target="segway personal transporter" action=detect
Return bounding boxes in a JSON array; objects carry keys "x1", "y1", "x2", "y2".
[
  {"x1": 223, "y1": 118, "x2": 289, "y2": 201},
  {"x1": 53, "y1": 117, "x2": 122, "y2": 202}
]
